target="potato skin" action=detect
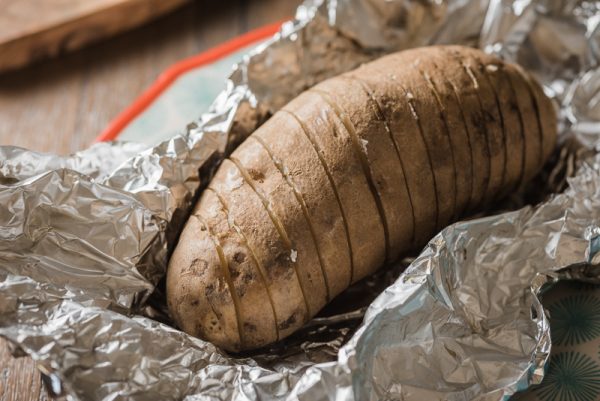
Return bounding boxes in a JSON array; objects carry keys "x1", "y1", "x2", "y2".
[{"x1": 167, "y1": 45, "x2": 557, "y2": 352}]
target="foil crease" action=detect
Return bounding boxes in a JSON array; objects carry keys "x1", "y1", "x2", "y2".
[{"x1": 0, "y1": 0, "x2": 599, "y2": 400}]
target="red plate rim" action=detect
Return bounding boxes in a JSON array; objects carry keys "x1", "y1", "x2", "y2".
[{"x1": 95, "y1": 19, "x2": 287, "y2": 143}]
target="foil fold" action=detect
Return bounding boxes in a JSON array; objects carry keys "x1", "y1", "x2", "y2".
[{"x1": 0, "y1": 0, "x2": 599, "y2": 400}]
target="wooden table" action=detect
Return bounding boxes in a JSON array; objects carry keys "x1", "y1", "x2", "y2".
[{"x1": 0, "y1": 1, "x2": 299, "y2": 399}]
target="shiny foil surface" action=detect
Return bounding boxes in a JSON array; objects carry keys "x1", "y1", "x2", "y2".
[{"x1": 1, "y1": 0, "x2": 599, "y2": 400}]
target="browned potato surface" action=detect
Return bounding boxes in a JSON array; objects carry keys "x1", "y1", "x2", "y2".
[{"x1": 167, "y1": 45, "x2": 557, "y2": 352}]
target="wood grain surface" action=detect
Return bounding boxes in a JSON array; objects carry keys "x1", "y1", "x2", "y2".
[
  {"x1": 0, "y1": 0, "x2": 300, "y2": 400},
  {"x1": 0, "y1": 0, "x2": 189, "y2": 73}
]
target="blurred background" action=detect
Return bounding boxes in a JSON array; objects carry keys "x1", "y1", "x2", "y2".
[
  {"x1": 0, "y1": 0, "x2": 299, "y2": 154},
  {"x1": 0, "y1": 1, "x2": 298, "y2": 399}
]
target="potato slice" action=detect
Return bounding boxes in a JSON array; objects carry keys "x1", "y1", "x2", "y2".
[
  {"x1": 347, "y1": 65, "x2": 438, "y2": 249},
  {"x1": 210, "y1": 160, "x2": 309, "y2": 339},
  {"x1": 230, "y1": 139, "x2": 329, "y2": 313},
  {"x1": 394, "y1": 61, "x2": 457, "y2": 230},
  {"x1": 166, "y1": 212, "x2": 242, "y2": 351},
  {"x1": 284, "y1": 92, "x2": 386, "y2": 283},
  {"x1": 454, "y1": 50, "x2": 507, "y2": 207},
  {"x1": 474, "y1": 54, "x2": 526, "y2": 197},
  {"x1": 315, "y1": 76, "x2": 414, "y2": 262},
  {"x1": 199, "y1": 189, "x2": 279, "y2": 349},
  {"x1": 407, "y1": 48, "x2": 474, "y2": 219},
  {"x1": 512, "y1": 64, "x2": 557, "y2": 171},
  {"x1": 254, "y1": 112, "x2": 352, "y2": 298}
]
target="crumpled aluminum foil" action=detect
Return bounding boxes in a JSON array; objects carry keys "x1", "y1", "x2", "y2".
[{"x1": 0, "y1": 0, "x2": 599, "y2": 400}]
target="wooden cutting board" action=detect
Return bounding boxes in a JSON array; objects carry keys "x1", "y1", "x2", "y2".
[{"x1": 0, "y1": 0, "x2": 189, "y2": 74}]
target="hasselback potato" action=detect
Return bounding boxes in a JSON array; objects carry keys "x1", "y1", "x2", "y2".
[{"x1": 167, "y1": 45, "x2": 557, "y2": 352}]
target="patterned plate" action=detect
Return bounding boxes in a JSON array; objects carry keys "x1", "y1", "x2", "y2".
[
  {"x1": 513, "y1": 282, "x2": 600, "y2": 401},
  {"x1": 94, "y1": 21, "x2": 283, "y2": 145}
]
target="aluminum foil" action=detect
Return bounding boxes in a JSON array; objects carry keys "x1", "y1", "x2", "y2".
[{"x1": 1, "y1": 0, "x2": 599, "y2": 400}]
